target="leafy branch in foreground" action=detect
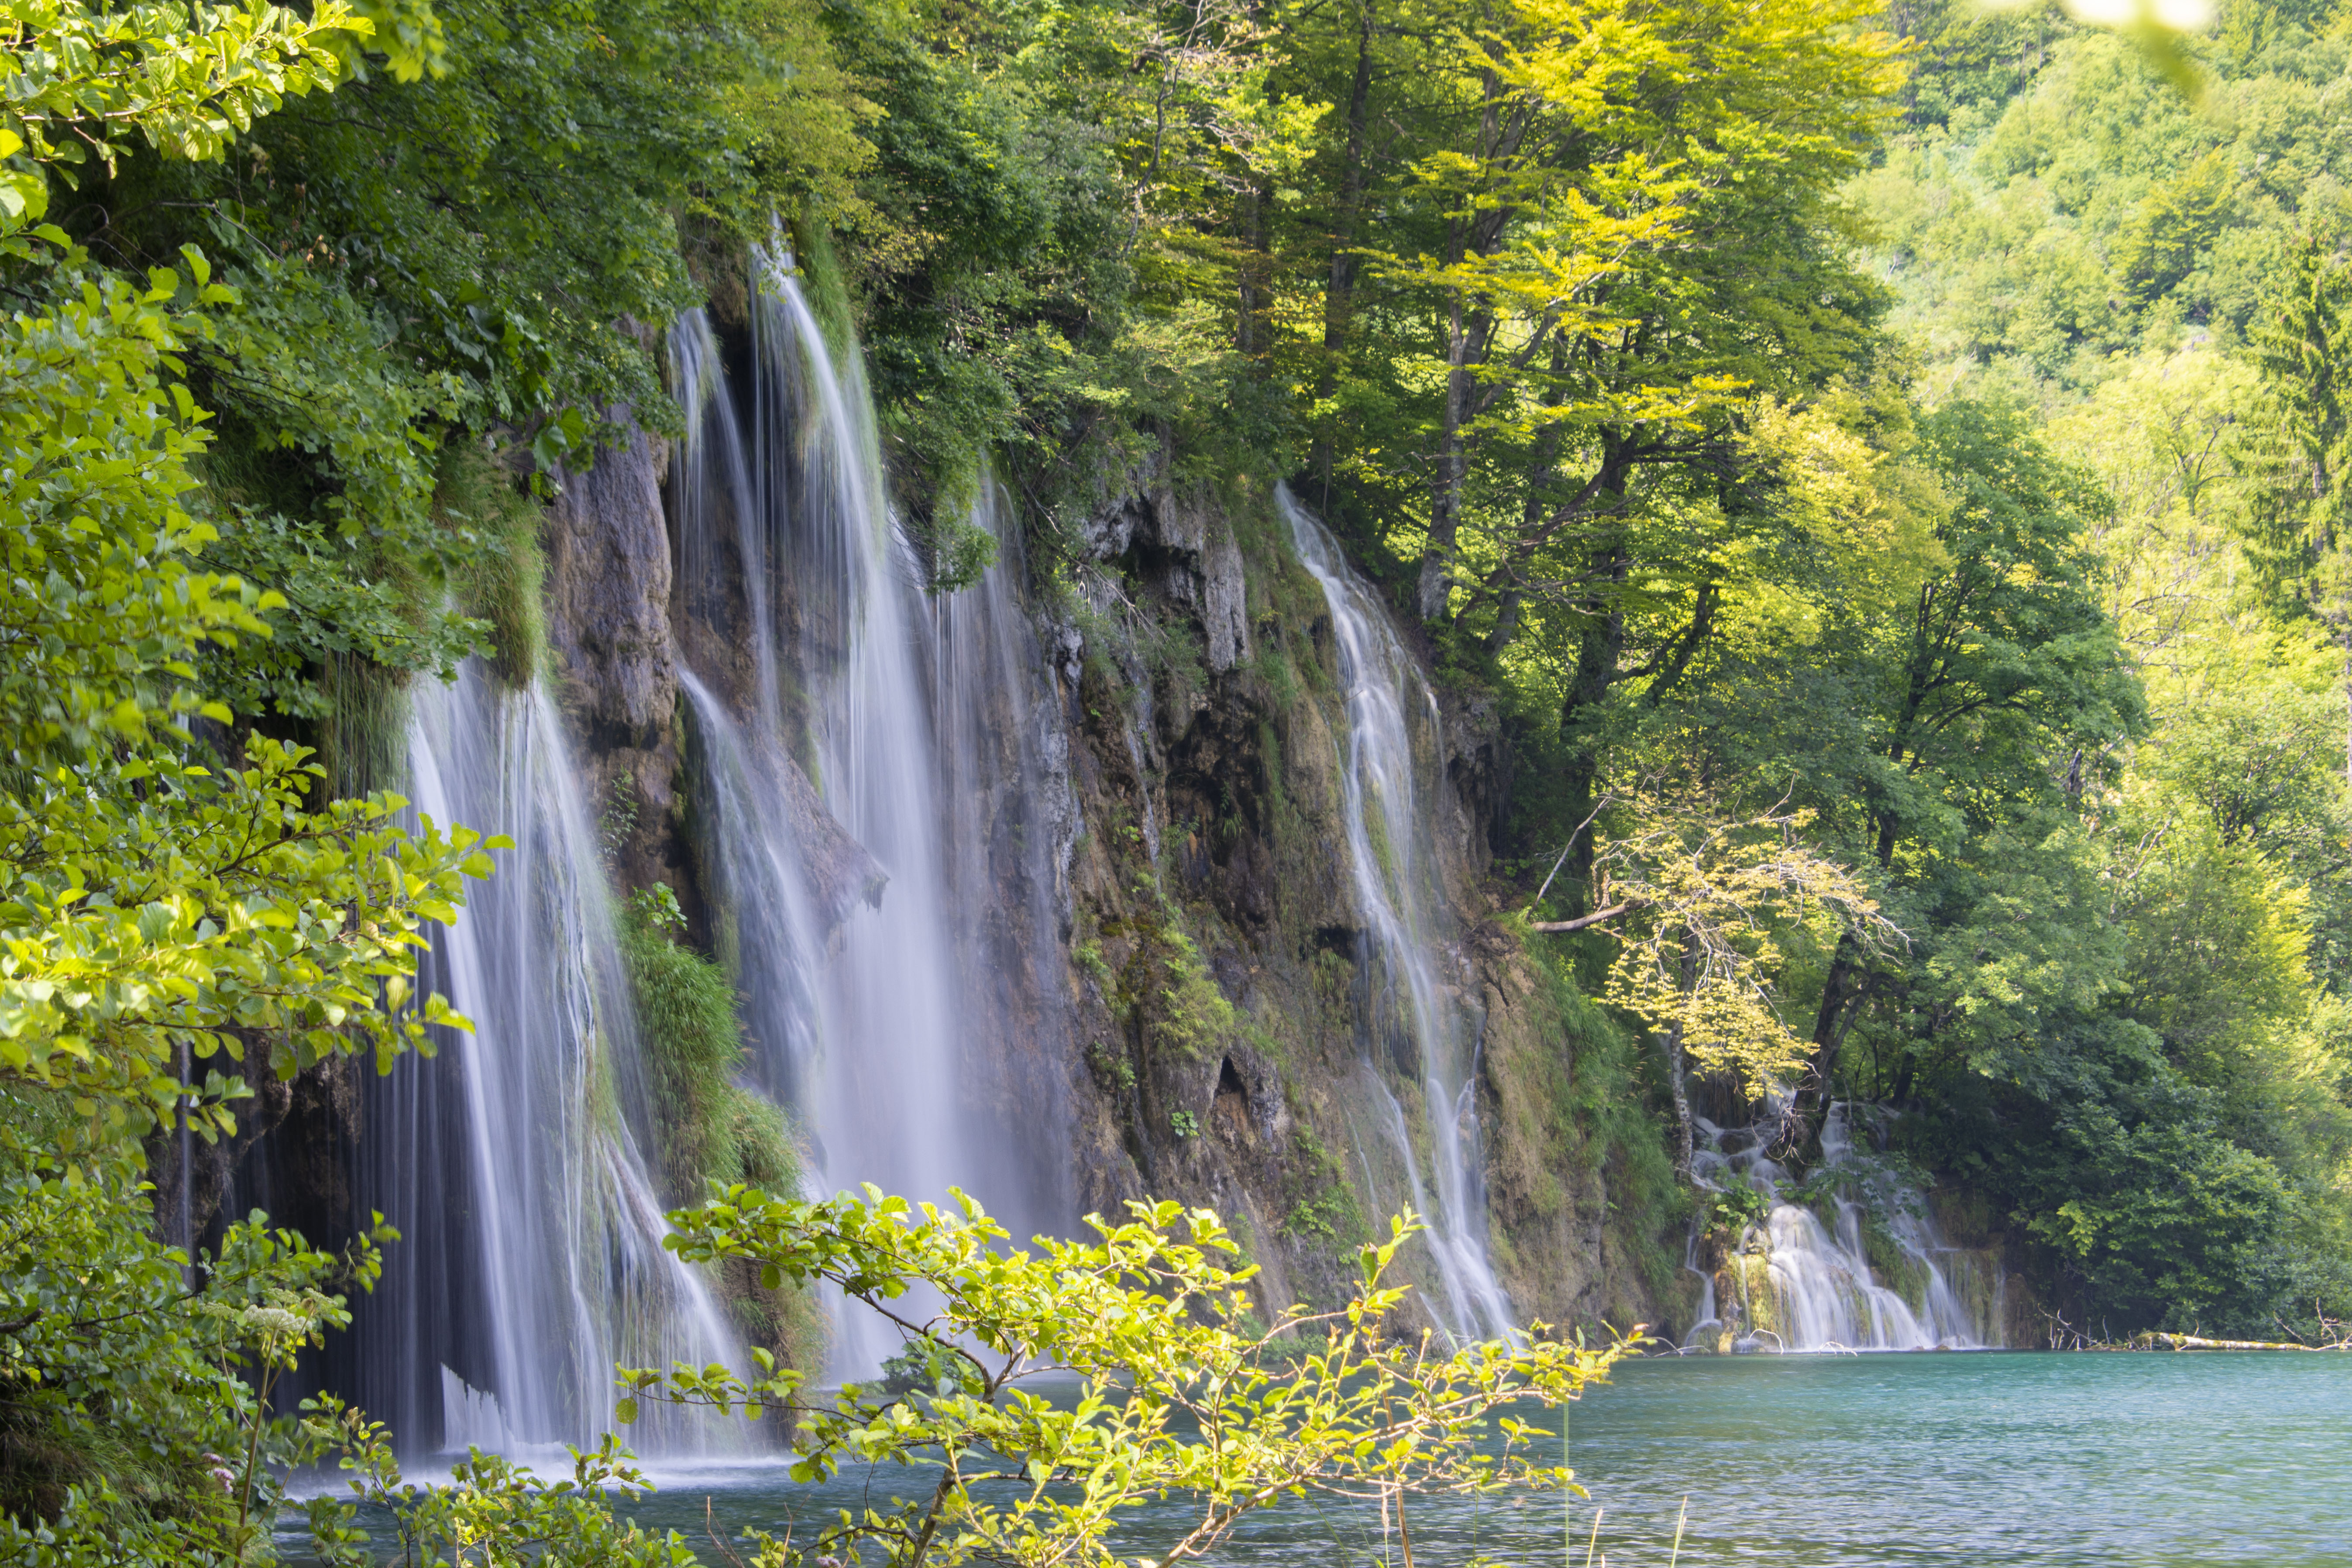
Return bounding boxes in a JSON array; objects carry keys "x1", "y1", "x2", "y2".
[{"x1": 623, "y1": 1188, "x2": 1633, "y2": 1568}]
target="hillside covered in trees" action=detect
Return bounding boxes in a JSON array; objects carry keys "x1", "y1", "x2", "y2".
[{"x1": 3, "y1": 0, "x2": 2352, "y2": 1554}]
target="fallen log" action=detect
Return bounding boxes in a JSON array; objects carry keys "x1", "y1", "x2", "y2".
[{"x1": 2133, "y1": 1331, "x2": 2352, "y2": 1351}]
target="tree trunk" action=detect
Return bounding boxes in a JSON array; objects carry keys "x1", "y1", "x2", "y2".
[
  {"x1": 1661, "y1": 940, "x2": 1699, "y2": 1179},
  {"x1": 1238, "y1": 175, "x2": 1273, "y2": 357},
  {"x1": 1781, "y1": 933, "x2": 1858, "y2": 1160},
  {"x1": 1313, "y1": 0, "x2": 1375, "y2": 509},
  {"x1": 1417, "y1": 56, "x2": 1505, "y2": 624},
  {"x1": 1420, "y1": 276, "x2": 1472, "y2": 622},
  {"x1": 1487, "y1": 333, "x2": 1565, "y2": 654},
  {"x1": 1554, "y1": 516, "x2": 1629, "y2": 914},
  {"x1": 2340, "y1": 620, "x2": 2350, "y2": 788}
]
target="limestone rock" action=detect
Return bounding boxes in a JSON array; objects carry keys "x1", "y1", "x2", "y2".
[
  {"x1": 1077, "y1": 469, "x2": 1253, "y2": 675},
  {"x1": 542, "y1": 414, "x2": 676, "y2": 748}
]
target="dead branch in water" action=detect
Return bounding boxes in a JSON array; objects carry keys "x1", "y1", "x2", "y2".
[{"x1": 2132, "y1": 1331, "x2": 2352, "y2": 1352}]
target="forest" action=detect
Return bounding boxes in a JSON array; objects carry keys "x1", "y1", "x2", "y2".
[{"x1": 3, "y1": 0, "x2": 2352, "y2": 1556}]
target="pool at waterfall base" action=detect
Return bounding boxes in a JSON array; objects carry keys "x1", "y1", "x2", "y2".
[{"x1": 306, "y1": 1351, "x2": 2352, "y2": 1566}]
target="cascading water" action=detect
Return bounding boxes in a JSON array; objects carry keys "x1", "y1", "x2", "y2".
[
  {"x1": 1685, "y1": 1102, "x2": 1998, "y2": 1352},
  {"x1": 933, "y1": 478, "x2": 1082, "y2": 1143},
  {"x1": 338, "y1": 664, "x2": 742, "y2": 1453},
  {"x1": 1278, "y1": 487, "x2": 1514, "y2": 1344},
  {"x1": 669, "y1": 255, "x2": 1073, "y2": 1375}
]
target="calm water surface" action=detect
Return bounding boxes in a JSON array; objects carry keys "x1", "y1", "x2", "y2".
[{"x1": 340, "y1": 1353, "x2": 2352, "y2": 1566}]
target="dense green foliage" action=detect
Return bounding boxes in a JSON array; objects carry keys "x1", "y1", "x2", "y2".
[{"x1": 1786, "y1": 0, "x2": 2352, "y2": 1339}]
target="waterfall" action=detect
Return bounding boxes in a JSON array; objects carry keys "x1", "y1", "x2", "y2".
[
  {"x1": 337, "y1": 665, "x2": 743, "y2": 1454},
  {"x1": 1686, "y1": 1103, "x2": 1998, "y2": 1352},
  {"x1": 669, "y1": 255, "x2": 1073, "y2": 1376},
  {"x1": 1278, "y1": 486, "x2": 1515, "y2": 1344}
]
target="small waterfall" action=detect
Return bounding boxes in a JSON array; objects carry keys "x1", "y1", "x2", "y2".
[
  {"x1": 670, "y1": 255, "x2": 1072, "y2": 1375},
  {"x1": 1279, "y1": 487, "x2": 1515, "y2": 1344},
  {"x1": 934, "y1": 479, "x2": 1082, "y2": 1162},
  {"x1": 1687, "y1": 1103, "x2": 1996, "y2": 1352},
  {"x1": 340, "y1": 666, "x2": 743, "y2": 1453}
]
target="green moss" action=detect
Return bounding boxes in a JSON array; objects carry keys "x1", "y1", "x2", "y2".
[
  {"x1": 782, "y1": 216, "x2": 858, "y2": 364},
  {"x1": 1251, "y1": 635, "x2": 1300, "y2": 709},
  {"x1": 1521, "y1": 932, "x2": 1686, "y2": 1303},
  {"x1": 1279, "y1": 1124, "x2": 1370, "y2": 1252},
  {"x1": 1255, "y1": 721, "x2": 1291, "y2": 831},
  {"x1": 440, "y1": 444, "x2": 547, "y2": 688},
  {"x1": 1862, "y1": 1212, "x2": 1933, "y2": 1303},
  {"x1": 1114, "y1": 915, "x2": 1236, "y2": 1062},
  {"x1": 618, "y1": 891, "x2": 798, "y2": 1201},
  {"x1": 617, "y1": 889, "x2": 826, "y2": 1379},
  {"x1": 317, "y1": 652, "x2": 409, "y2": 798},
  {"x1": 308, "y1": 444, "x2": 541, "y2": 800},
  {"x1": 1085, "y1": 1038, "x2": 1138, "y2": 1093},
  {"x1": 1726, "y1": 1253, "x2": 1778, "y2": 1336}
]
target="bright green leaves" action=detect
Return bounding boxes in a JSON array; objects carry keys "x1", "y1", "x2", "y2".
[
  {"x1": 0, "y1": 234, "x2": 490, "y2": 1178},
  {"x1": 301, "y1": 1435, "x2": 705, "y2": 1568},
  {"x1": 0, "y1": 0, "x2": 366, "y2": 206},
  {"x1": 0, "y1": 0, "x2": 454, "y2": 243},
  {"x1": 342, "y1": 0, "x2": 448, "y2": 81},
  {"x1": 0, "y1": 258, "x2": 272, "y2": 763},
  {"x1": 623, "y1": 1186, "x2": 1629, "y2": 1568},
  {"x1": 0, "y1": 734, "x2": 488, "y2": 1176},
  {"x1": 529, "y1": 405, "x2": 590, "y2": 471},
  {"x1": 0, "y1": 203, "x2": 489, "y2": 1191},
  {"x1": 0, "y1": 1182, "x2": 403, "y2": 1562},
  {"x1": 0, "y1": 125, "x2": 45, "y2": 229}
]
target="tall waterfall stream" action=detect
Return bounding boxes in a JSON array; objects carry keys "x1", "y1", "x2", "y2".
[
  {"x1": 668, "y1": 255, "x2": 1076, "y2": 1377},
  {"x1": 358, "y1": 668, "x2": 743, "y2": 1454},
  {"x1": 1279, "y1": 488, "x2": 1516, "y2": 1345}
]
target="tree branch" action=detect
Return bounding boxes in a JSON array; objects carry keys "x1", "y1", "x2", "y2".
[{"x1": 1527, "y1": 899, "x2": 1640, "y2": 933}]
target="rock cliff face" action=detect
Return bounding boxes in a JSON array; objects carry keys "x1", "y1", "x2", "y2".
[
  {"x1": 542, "y1": 418, "x2": 684, "y2": 899},
  {"x1": 1039, "y1": 478, "x2": 1666, "y2": 1330},
  {"x1": 531, "y1": 425, "x2": 1675, "y2": 1340}
]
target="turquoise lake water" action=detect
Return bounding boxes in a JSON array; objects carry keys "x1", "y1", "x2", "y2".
[
  {"x1": 1535, "y1": 1351, "x2": 2352, "y2": 1565},
  {"x1": 310, "y1": 1351, "x2": 2352, "y2": 1565}
]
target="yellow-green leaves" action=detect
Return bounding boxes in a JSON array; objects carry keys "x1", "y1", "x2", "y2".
[
  {"x1": 626, "y1": 1186, "x2": 1631, "y2": 1568},
  {"x1": 1593, "y1": 793, "x2": 1902, "y2": 1100},
  {"x1": 0, "y1": 735, "x2": 488, "y2": 1175}
]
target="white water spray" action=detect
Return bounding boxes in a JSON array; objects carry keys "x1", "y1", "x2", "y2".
[
  {"x1": 670, "y1": 256, "x2": 1073, "y2": 1376},
  {"x1": 1685, "y1": 1103, "x2": 1997, "y2": 1351},
  {"x1": 375, "y1": 667, "x2": 743, "y2": 1452}
]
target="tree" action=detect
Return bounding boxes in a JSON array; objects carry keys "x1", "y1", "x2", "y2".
[
  {"x1": 1533, "y1": 791, "x2": 1901, "y2": 1173},
  {"x1": 2239, "y1": 232, "x2": 2352, "y2": 782},
  {"x1": 1372, "y1": 0, "x2": 1905, "y2": 912},
  {"x1": 1339, "y1": 0, "x2": 1906, "y2": 621},
  {"x1": 617, "y1": 1189, "x2": 1629, "y2": 1568},
  {"x1": 1775, "y1": 399, "x2": 2142, "y2": 1143},
  {"x1": 0, "y1": 2, "x2": 496, "y2": 1546}
]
